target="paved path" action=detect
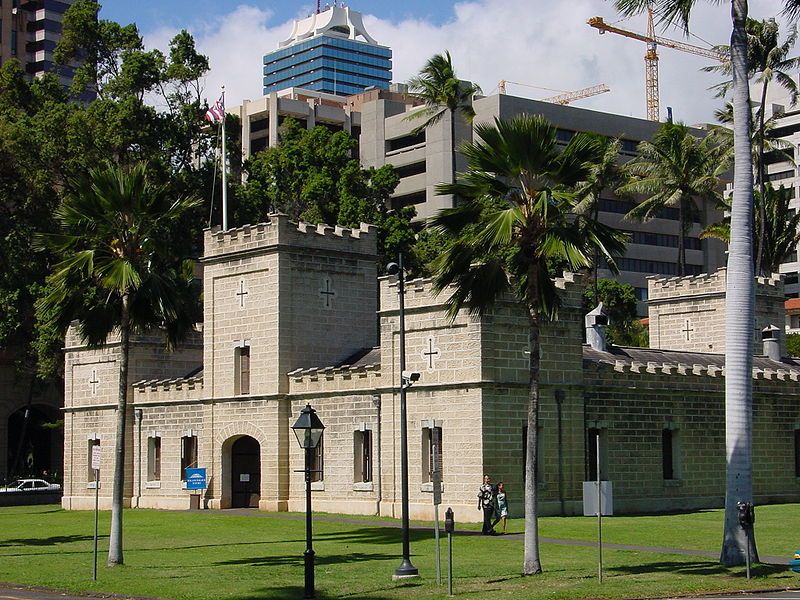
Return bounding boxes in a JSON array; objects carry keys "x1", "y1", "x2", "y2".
[{"x1": 0, "y1": 586, "x2": 145, "y2": 600}]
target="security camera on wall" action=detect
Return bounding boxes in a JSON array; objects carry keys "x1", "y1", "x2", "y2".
[{"x1": 402, "y1": 370, "x2": 420, "y2": 383}]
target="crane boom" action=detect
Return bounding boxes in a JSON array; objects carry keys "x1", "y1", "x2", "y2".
[
  {"x1": 541, "y1": 84, "x2": 611, "y2": 105},
  {"x1": 588, "y1": 13, "x2": 726, "y2": 120}
]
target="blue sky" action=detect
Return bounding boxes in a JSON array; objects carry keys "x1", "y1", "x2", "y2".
[
  {"x1": 97, "y1": 0, "x2": 788, "y2": 125},
  {"x1": 101, "y1": 1, "x2": 453, "y2": 34}
]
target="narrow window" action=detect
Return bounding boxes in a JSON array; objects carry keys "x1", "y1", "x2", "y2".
[
  {"x1": 662, "y1": 429, "x2": 674, "y2": 479},
  {"x1": 310, "y1": 436, "x2": 324, "y2": 483},
  {"x1": 353, "y1": 430, "x2": 372, "y2": 483},
  {"x1": 87, "y1": 438, "x2": 100, "y2": 481},
  {"x1": 522, "y1": 425, "x2": 544, "y2": 483},
  {"x1": 586, "y1": 427, "x2": 608, "y2": 481},
  {"x1": 147, "y1": 436, "x2": 161, "y2": 482},
  {"x1": 181, "y1": 435, "x2": 198, "y2": 481},
  {"x1": 234, "y1": 346, "x2": 250, "y2": 395},
  {"x1": 794, "y1": 429, "x2": 800, "y2": 478},
  {"x1": 662, "y1": 425, "x2": 681, "y2": 480}
]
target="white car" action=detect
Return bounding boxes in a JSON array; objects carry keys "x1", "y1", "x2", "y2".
[{"x1": 0, "y1": 479, "x2": 61, "y2": 493}]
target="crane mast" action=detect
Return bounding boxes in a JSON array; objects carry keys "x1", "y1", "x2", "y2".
[{"x1": 588, "y1": 10, "x2": 726, "y2": 120}]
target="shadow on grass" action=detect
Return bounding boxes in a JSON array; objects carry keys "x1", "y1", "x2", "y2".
[
  {"x1": 216, "y1": 550, "x2": 397, "y2": 567},
  {"x1": 313, "y1": 526, "x2": 429, "y2": 545},
  {"x1": 609, "y1": 559, "x2": 791, "y2": 578},
  {"x1": 0, "y1": 534, "x2": 99, "y2": 548},
  {"x1": 226, "y1": 581, "x2": 421, "y2": 600}
]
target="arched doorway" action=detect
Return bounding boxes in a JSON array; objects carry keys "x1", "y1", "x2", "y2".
[
  {"x1": 230, "y1": 436, "x2": 261, "y2": 508},
  {"x1": 7, "y1": 405, "x2": 63, "y2": 481}
]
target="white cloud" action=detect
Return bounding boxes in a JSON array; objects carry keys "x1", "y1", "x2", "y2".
[{"x1": 142, "y1": 0, "x2": 789, "y2": 124}]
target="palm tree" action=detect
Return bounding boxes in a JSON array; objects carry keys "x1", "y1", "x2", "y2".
[
  {"x1": 619, "y1": 123, "x2": 726, "y2": 276},
  {"x1": 36, "y1": 162, "x2": 201, "y2": 566},
  {"x1": 704, "y1": 17, "x2": 800, "y2": 270},
  {"x1": 574, "y1": 135, "x2": 627, "y2": 296},
  {"x1": 406, "y1": 51, "x2": 482, "y2": 194},
  {"x1": 613, "y1": 0, "x2": 757, "y2": 567},
  {"x1": 702, "y1": 184, "x2": 800, "y2": 275},
  {"x1": 430, "y1": 114, "x2": 626, "y2": 575}
]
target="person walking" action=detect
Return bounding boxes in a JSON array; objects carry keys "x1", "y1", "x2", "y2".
[
  {"x1": 477, "y1": 474, "x2": 495, "y2": 535},
  {"x1": 492, "y1": 481, "x2": 509, "y2": 534}
]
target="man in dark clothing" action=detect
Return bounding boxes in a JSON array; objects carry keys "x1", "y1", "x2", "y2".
[{"x1": 477, "y1": 474, "x2": 495, "y2": 535}]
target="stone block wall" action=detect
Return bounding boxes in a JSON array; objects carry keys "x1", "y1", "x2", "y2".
[
  {"x1": 648, "y1": 269, "x2": 785, "y2": 355},
  {"x1": 583, "y1": 362, "x2": 800, "y2": 513}
]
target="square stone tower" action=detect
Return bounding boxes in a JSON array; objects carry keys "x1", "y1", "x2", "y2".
[
  {"x1": 201, "y1": 215, "x2": 378, "y2": 398},
  {"x1": 647, "y1": 268, "x2": 785, "y2": 356}
]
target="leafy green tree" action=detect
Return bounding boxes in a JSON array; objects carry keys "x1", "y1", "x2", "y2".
[
  {"x1": 430, "y1": 114, "x2": 626, "y2": 575},
  {"x1": 575, "y1": 135, "x2": 628, "y2": 295},
  {"x1": 36, "y1": 162, "x2": 202, "y2": 566},
  {"x1": 704, "y1": 17, "x2": 799, "y2": 270},
  {"x1": 238, "y1": 120, "x2": 415, "y2": 268},
  {"x1": 619, "y1": 122, "x2": 726, "y2": 276},
  {"x1": 786, "y1": 333, "x2": 800, "y2": 356},
  {"x1": 406, "y1": 51, "x2": 481, "y2": 190},
  {"x1": 583, "y1": 279, "x2": 647, "y2": 347},
  {"x1": 614, "y1": 0, "x2": 761, "y2": 567},
  {"x1": 702, "y1": 184, "x2": 800, "y2": 275}
]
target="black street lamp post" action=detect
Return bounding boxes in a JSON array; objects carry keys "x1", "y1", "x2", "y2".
[
  {"x1": 292, "y1": 404, "x2": 326, "y2": 599},
  {"x1": 387, "y1": 254, "x2": 419, "y2": 579}
]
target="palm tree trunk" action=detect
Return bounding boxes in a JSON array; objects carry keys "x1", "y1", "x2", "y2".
[
  {"x1": 450, "y1": 108, "x2": 457, "y2": 199},
  {"x1": 720, "y1": 0, "x2": 759, "y2": 567},
  {"x1": 678, "y1": 200, "x2": 686, "y2": 276},
  {"x1": 523, "y1": 268, "x2": 542, "y2": 576},
  {"x1": 108, "y1": 292, "x2": 131, "y2": 566},
  {"x1": 755, "y1": 80, "x2": 770, "y2": 275}
]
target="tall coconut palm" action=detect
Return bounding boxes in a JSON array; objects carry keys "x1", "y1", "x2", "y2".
[
  {"x1": 619, "y1": 123, "x2": 726, "y2": 276},
  {"x1": 431, "y1": 114, "x2": 626, "y2": 575},
  {"x1": 36, "y1": 162, "x2": 201, "y2": 566},
  {"x1": 406, "y1": 51, "x2": 482, "y2": 194},
  {"x1": 613, "y1": 0, "x2": 756, "y2": 567},
  {"x1": 704, "y1": 17, "x2": 800, "y2": 270},
  {"x1": 702, "y1": 184, "x2": 800, "y2": 275},
  {"x1": 575, "y1": 135, "x2": 627, "y2": 296}
]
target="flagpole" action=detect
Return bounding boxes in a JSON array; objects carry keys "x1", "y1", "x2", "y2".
[{"x1": 221, "y1": 86, "x2": 228, "y2": 231}]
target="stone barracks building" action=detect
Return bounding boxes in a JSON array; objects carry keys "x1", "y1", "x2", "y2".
[{"x1": 60, "y1": 215, "x2": 800, "y2": 519}]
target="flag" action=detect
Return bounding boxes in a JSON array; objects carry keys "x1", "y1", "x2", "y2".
[{"x1": 205, "y1": 95, "x2": 225, "y2": 123}]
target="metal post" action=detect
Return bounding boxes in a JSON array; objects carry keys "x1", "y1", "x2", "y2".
[
  {"x1": 447, "y1": 530, "x2": 453, "y2": 597},
  {"x1": 745, "y1": 527, "x2": 751, "y2": 580},
  {"x1": 394, "y1": 253, "x2": 418, "y2": 578},
  {"x1": 93, "y1": 468, "x2": 99, "y2": 581},
  {"x1": 597, "y1": 433, "x2": 603, "y2": 584},
  {"x1": 434, "y1": 504, "x2": 441, "y2": 585},
  {"x1": 304, "y1": 447, "x2": 315, "y2": 599}
]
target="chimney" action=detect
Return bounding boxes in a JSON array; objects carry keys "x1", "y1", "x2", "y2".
[
  {"x1": 762, "y1": 325, "x2": 781, "y2": 361},
  {"x1": 585, "y1": 303, "x2": 608, "y2": 352}
]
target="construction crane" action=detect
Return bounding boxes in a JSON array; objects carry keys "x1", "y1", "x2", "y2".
[
  {"x1": 542, "y1": 84, "x2": 611, "y2": 105},
  {"x1": 498, "y1": 80, "x2": 611, "y2": 105},
  {"x1": 588, "y1": 9, "x2": 727, "y2": 121}
]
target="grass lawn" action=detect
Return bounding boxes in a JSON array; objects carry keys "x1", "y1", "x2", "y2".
[{"x1": 0, "y1": 504, "x2": 799, "y2": 599}]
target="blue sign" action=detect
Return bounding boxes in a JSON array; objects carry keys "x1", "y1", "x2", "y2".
[{"x1": 185, "y1": 468, "x2": 207, "y2": 490}]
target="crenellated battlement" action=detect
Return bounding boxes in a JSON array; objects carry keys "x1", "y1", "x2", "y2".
[
  {"x1": 379, "y1": 271, "x2": 586, "y2": 313},
  {"x1": 592, "y1": 355, "x2": 800, "y2": 380},
  {"x1": 131, "y1": 375, "x2": 204, "y2": 404},
  {"x1": 203, "y1": 213, "x2": 378, "y2": 260},
  {"x1": 287, "y1": 362, "x2": 382, "y2": 394},
  {"x1": 648, "y1": 268, "x2": 784, "y2": 302}
]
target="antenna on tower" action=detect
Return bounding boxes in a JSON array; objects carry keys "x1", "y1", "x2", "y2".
[{"x1": 316, "y1": 0, "x2": 321, "y2": 13}]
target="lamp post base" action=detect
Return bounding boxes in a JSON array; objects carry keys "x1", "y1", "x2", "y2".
[{"x1": 393, "y1": 558, "x2": 420, "y2": 580}]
